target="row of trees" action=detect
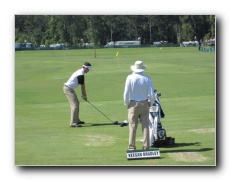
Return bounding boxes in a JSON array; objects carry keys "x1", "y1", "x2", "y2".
[{"x1": 15, "y1": 15, "x2": 215, "y2": 47}]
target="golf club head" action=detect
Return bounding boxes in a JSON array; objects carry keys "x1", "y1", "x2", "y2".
[{"x1": 113, "y1": 121, "x2": 118, "y2": 125}]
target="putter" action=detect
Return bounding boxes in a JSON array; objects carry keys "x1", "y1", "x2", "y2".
[{"x1": 86, "y1": 100, "x2": 118, "y2": 125}]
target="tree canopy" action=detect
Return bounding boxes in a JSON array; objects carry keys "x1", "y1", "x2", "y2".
[{"x1": 15, "y1": 15, "x2": 215, "y2": 47}]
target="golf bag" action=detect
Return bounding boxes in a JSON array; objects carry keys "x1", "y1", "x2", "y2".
[{"x1": 148, "y1": 90, "x2": 175, "y2": 147}]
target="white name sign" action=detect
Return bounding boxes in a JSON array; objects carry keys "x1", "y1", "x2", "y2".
[{"x1": 127, "y1": 149, "x2": 160, "y2": 160}]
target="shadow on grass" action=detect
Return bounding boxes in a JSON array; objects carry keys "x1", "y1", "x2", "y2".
[
  {"x1": 83, "y1": 123, "x2": 121, "y2": 127},
  {"x1": 155, "y1": 142, "x2": 214, "y2": 153},
  {"x1": 159, "y1": 148, "x2": 213, "y2": 153},
  {"x1": 159, "y1": 142, "x2": 201, "y2": 148}
]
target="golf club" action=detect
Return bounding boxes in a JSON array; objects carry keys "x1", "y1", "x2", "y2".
[{"x1": 86, "y1": 100, "x2": 118, "y2": 125}]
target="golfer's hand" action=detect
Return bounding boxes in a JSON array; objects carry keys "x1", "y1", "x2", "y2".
[{"x1": 81, "y1": 95, "x2": 87, "y2": 101}]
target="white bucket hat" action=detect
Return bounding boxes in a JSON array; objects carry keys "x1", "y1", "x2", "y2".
[{"x1": 131, "y1": 61, "x2": 147, "y2": 72}]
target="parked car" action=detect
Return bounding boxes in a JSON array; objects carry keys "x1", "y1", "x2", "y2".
[
  {"x1": 39, "y1": 45, "x2": 46, "y2": 49},
  {"x1": 50, "y1": 43, "x2": 67, "y2": 49}
]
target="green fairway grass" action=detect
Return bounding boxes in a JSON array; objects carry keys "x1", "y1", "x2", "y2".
[{"x1": 15, "y1": 47, "x2": 215, "y2": 166}]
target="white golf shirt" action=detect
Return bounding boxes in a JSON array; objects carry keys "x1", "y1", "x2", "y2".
[
  {"x1": 64, "y1": 68, "x2": 85, "y2": 90},
  {"x1": 123, "y1": 72, "x2": 155, "y2": 107}
]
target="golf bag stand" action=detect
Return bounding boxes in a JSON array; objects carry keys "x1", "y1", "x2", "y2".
[{"x1": 148, "y1": 90, "x2": 175, "y2": 147}]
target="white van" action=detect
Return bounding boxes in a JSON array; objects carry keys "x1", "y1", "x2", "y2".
[{"x1": 105, "y1": 41, "x2": 140, "y2": 48}]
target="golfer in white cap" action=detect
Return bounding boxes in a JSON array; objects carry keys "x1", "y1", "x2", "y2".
[
  {"x1": 123, "y1": 61, "x2": 155, "y2": 150},
  {"x1": 63, "y1": 62, "x2": 92, "y2": 127}
]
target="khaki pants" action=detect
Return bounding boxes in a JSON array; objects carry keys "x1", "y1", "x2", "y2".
[
  {"x1": 128, "y1": 100, "x2": 150, "y2": 150},
  {"x1": 63, "y1": 85, "x2": 80, "y2": 126}
]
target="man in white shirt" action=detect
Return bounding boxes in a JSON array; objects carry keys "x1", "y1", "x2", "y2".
[
  {"x1": 124, "y1": 61, "x2": 155, "y2": 150},
  {"x1": 63, "y1": 62, "x2": 92, "y2": 127}
]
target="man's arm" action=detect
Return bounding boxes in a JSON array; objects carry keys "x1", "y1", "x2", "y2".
[
  {"x1": 81, "y1": 84, "x2": 87, "y2": 101},
  {"x1": 77, "y1": 75, "x2": 87, "y2": 101},
  {"x1": 123, "y1": 77, "x2": 130, "y2": 107}
]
